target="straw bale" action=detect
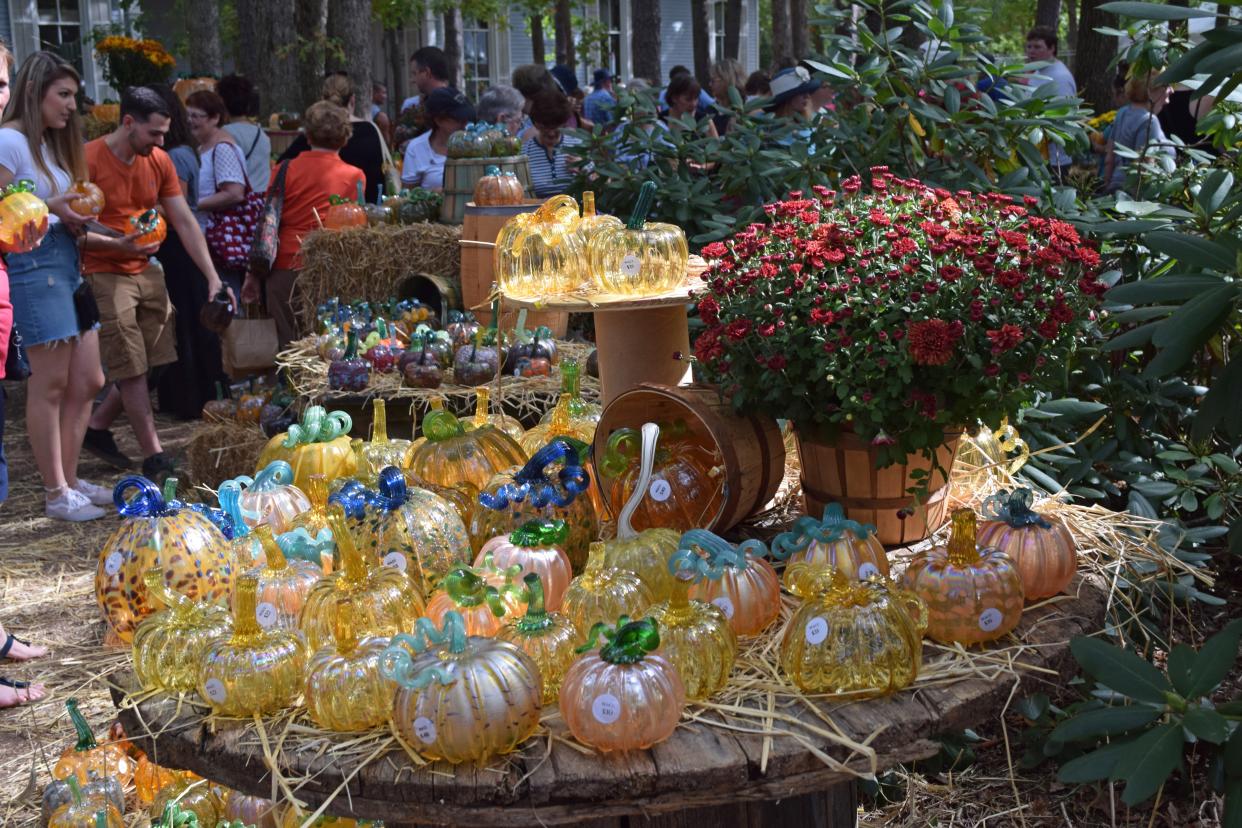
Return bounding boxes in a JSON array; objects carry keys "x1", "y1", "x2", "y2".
[{"x1": 185, "y1": 421, "x2": 271, "y2": 491}]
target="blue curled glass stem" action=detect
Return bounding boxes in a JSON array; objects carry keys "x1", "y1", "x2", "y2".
[
  {"x1": 374, "y1": 466, "x2": 410, "y2": 513},
  {"x1": 770, "y1": 502, "x2": 876, "y2": 560},
  {"x1": 185, "y1": 504, "x2": 234, "y2": 539},
  {"x1": 477, "y1": 439, "x2": 588, "y2": 511},
  {"x1": 114, "y1": 476, "x2": 174, "y2": 517},
  {"x1": 983, "y1": 488, "x2": 1051, "y2": 529},
  {"x1": 217, "y1": 480, "x2": 251, "y2": 536},
  {"x1": 252, "y1": 460, "x2": 295, "y2": 490},
  {"x1": 328, "y1": 480, "x2": 373, "y2": 520}
]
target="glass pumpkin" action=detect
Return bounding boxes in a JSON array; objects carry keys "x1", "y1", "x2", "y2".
[
  {"x1": 53, "y1": 699, "x2": 137, "y2": 786},
  {"x1": 298, "y1": 506, "x2": 424, "y2": 652},
  {"x1": 46, "y1": 776, "x2": 123, "y2": 828},
  {"x1": 902, "y1": 509, "x2": 1025, "y2": 646},
  {"x1": 256, "y1": 406, "x2": 357, "y2": 492},
  {"x1": 468, "y1": 385, "x2": 525, "y2": 441},
  {"x1": 494, "y1": 194, "x2": 587, "y2": 298},
  {"x1": 223, "y1": 790, "x2": 281, "y2": 828},
  {"x1": 133, "y1": 757, "x2": 180, "y2": 808},
  {"x1": 496, "y1": 573, "x2": 579, "y2": 703},
  {"x1": 356, "y1": 399, "x2": 412, "y2": 485},
  {"x1": 363, "y1": 318, "x2": 400, "y2": 374},
  {"x1": 773, "y1": 502, "x2": 890, "y2": 597},
  {"x1": 279, "y1": 806, "x2": 382, "y2": 827},
  {"x1": 203, "y1": 381, "x2": 237, "y2": 423},
  {"x1": 473, "y1": 165, "x2": 525, "y2": 205},
  {"x1": 562, "y1": 542, "x2": 654, "y2": 638},
  {"x1": 67, "y1": 180, "x2": 105, "y2": 216},
  {"x1": 476, "y1": 520, "x2": 573, "y2": 611},
  {"x1": 328, "y1": 330, "x2": 371, "y2": 391},
  {"x1": 406, "y1": 408, "x2": 526, "y2": 491},
  {"x1": 225, "y1": 460, "x2": 311, "y2": 535},
  {"x1": 149, "y1": 777, "x2": 225, "y2": 827},
  {"x1": 452, "y1": 337, "x2": 500, "y2": 386},
  {"x1": 242, "y1": 525, "x2": 322, "y2": 631},
  {"x1": 197, "y1": 575, "x2": 308, "y2": 716},
  {"x1": 96, "y1": 477, "x2": 232, "y2": 643},
  {"x1": 130, "y1": 208, "x2": 167, "y2": 246},
  {"x1": 587, "y1": 181, "x2": 688, "y2": 296},
  {"x1": 365, "y1": 467, "x2": 471, "y2": 595},
  {"x1": 0, "y1": 180, "x2": 50, "y2": 252},
  {"x1": 645, "y1": 571, "x2": 735, "y2": 700},
  {"x1": 324, "y1": 194, "x2": 367, "y2": 229},
  {"x1": 672, "y1": 529, "x2": 781, "y2": 637},
  {"x1": 382, "y1": 612, "x2": 542, "y2": 763},
  {"x1": 575, "y1": 190, "x2": 623, "y2": 248},
  {"x1": 423, "y1": 564, "x2": 526, "y2": 637},
  {"x1": 518, "y1": 394, "x2": 594, "y2": 457},
  {"x1": 305, "y1": 597, "x2": 395, "y2": 732},
  {"x1": 283, "y1": 474, "x2": 335, "y2": 572},
  {"x1": 446, "y1": 309, "x2": 481, "y2": 348},
  {"x1": 957, "y1": 417, "x2": 1031, "y2": 492},
  {"x1": 43, "y1": 772, "x2": 125, "y2": 826},
  {"x1": 598, "y1": 423, "x2": 724, "y2": 533},
  {"x1": 780, "y1": 567, "x2": 927, "y2": 696},
  {"x1": 560, "y1": 617, "x2": 685, "y2": 751},
  {"x1": 538, "y1": 358, "x2": 600, "y2": 428},
  {"x1": 132, "y1": 569, "x2": 234, "y2": 694},
  {"x1": 977, "y1": 488, "x2": 1077, "y2": 600}
]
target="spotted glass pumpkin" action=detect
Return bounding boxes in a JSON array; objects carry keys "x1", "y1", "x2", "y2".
[
  {"x1": 423, "y1": 564, "x2": 526, "y2": 637},
  {"x1": 587, "y1": 182, "x2": 688, "y2": 296},
  {"x1": 477, "y1": 520, "x2": 573, "y2": 611},
  {"x1": 382, "y1": 612, "x2": 542, "y2": 763},
  {"x1": 364, "y1": 467, "x2": 471, "y2": 594},
  {"x1": 242, "y1": 525, "x2": 322, "y2": 631},
  {"x1": 902, "y1": 509, "x2": 1025, "y2": 646},
  {"x1": 96, "y1": 477, "x2": 232, "y2": 643},
  {"x1": 225, "y1": 461, "x2": 311, "y2": 535},
  {"x1": 130, "y1": 208, "x2": 166, "y2": 246},
  {"x1": 598, "y1": 423, "x2": 724, "y2": 533},
  {"x1": 495, "y1": 194, "x2": 587, "y2": 298},
  {"x1": 407, "y1": 408, "x2": 526, "y2": 491},
  {"x1": 673, "y1": 530, "x2": 781, "y2": 636},
  {"x1": 560, "y1": 617, "x2": 685, "y2": 751},
  {"x1": 256, "y1": 406, "x2": 357, "y2": 492},
  {"x1": 645, "y1": 571, "x2": 735, "y2": 700},
  {"x1": 132, "y1": 570, "x2": 233, "y2": 694},
  {"x1": 496, "y1": 573, "x2": 579, "y2": 703},
  {"x1": 977, "y1": 489, "x2": 1077, "y2": 600},
  {"x1": 772, "y1": 503, "x2": 890, "y2": 597},
  {"x1": 53, "y1": 699, "x2": 136, "y2": 786},
  {"x1": 305, "y1": 597, "x2": 395, "y2": 731},
  {"x1": 473, "y1": 165, "x2": 525, "y2": 205},
  {"x1": 562, "y1": 542, "x2": 654, "y2": 638}
]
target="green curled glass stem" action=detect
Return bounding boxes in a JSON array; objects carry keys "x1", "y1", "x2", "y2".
[
  {"x1": 444, "y1": 566, "x2": 509, "y2": 617},
  {"x1": 514, "y1": 572, "x2": 555, "y2": 633},
  {"x1": 422, "y1": 408, "x2": 465, "y2": 442},
  {"x1": 576, "y1": 616, "x2": 661, "y2": 664},
  {"x1": 2, "y1": 179, "x2": 35, "y2": 197},
  {"x1": 600, "y1": 427, "x2": 640, "y2": 477},
  {"x1": 510, "y1": 519, "x2": 568, "y2": 548}
]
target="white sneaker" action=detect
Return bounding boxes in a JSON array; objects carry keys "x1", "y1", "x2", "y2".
[
  {"x1": 73, "y1": 479, "x2": 114, "y2": 507},
  {"x1": 46, "y1": 487, "x2": 106, "y2": 522}
]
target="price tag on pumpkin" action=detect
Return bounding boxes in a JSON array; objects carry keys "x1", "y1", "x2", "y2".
[
  {"x1": 620, "y1": 254, "x2": 642, "y2": 278},
  {"x1": 804, "y1": 616, "x2": 829, "y2": 646},
  {"x1": 255, "y1": 602, "x2": 279, "y2": 629},
  {"x1": 203, "y1": 678, "x2": 227, "y2": 703},
  {"x1": 592, "y1": 693, "x2": 621, "y2": 725},
  {"x1": 413, "y1": 716, "x2": 437, "y2": 744},
  {"x1": 104, "y1": 552, "x2": 124, "y2": 577},
  {"x1": 383, "y1": 551, "x2": 408, "y2": 573},
  {"x1": 978, "y1": 608, "x2": 1003, "y2": 633},
  {"x1": 648, "y1": 479, "x2": 672, "y2": 502},
  {"x1": 711, "y1": 596, "x2": 735, "y2": 619},
  {"x1": 857, "y1": 562, "x2": 880, "y2": 580}
]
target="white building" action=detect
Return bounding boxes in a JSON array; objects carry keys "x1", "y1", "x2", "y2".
[{"x1": 0, "y1": 0, "x2": 134, "y2": 102}]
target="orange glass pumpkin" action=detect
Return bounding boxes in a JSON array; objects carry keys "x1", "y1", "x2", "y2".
[
  {"x1": 560, "y1": 616, "x2": 685, "y2": 751},
  {"x1": 225, "y1": 461, "x2": 311, "y2": 535},
  {"x1": 977, "y1": 488, "x2": 1077, "y2": 600},
  {"x1": 133, "y1": 756, "x2": 180, "y2": 807},
  {"x1": 68, "y1": 181, "x2": 105, "y2": 216},
  {"x1": 130, "y1": 208, "x2": 167, "y2": 246},
  {"x1": 476, "y1": 520, "x2": 573, "y2": 611},
  {"x1": 772, "y1": 502, "x2": 890, "y2": 597},
  {"x1": 597, "y1": 422, "x2": 724, "y2": 533},
  {"x1": 324, "y1": 193, "x2": 367, "y2": 229},
  {"x1": 423, "y1": 564, "x2": 526, "y2": 637},
  {"x1": 902, "y1": 509, "x2": 1025, "y2": 646},
  {"x1": 243, "y1": 525, "x2": 322, "y2": 631},
  {"x1": 496, "y1": 573, "x2": 579, "y2": 703},
  {"x1": 562, "y1": 542, "x2": 654, "y2": 638},
  {"x1": 53, "y1": 699, "x2": 136, "y2": 786},
  {"x1": 673, "y1": 529, "x2": 781, "y2": 637},
  {"x1": 406, "y1": 408, "x2": 526, "y2": 491},
  {"x1": 0, "y1": 180, "x2": 49, "y2": 252},
  {"x1": 256, "y1": 406, "x2": 357, "y2": 492},
  {"x1": 473, "y1": 165, "x2": 525, "y2": 205}
]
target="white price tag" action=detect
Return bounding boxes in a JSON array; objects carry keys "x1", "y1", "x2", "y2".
[
  {"x1": 255, "y1": 602, "x2": 278, "y2": 629},
  {"x1": 104, "y1": 552, "x2": 124, "y2": 577},
  {"x1": 804, "y1": 616, "x2": 829, "y2": 646},
  {"x1": 712, "y1": 596, "x2": 735, "y2": 619},
  {"x1": 203, "y1": 678, "x2": 227, "y2": 703},
  {"x1": 413, "y1": 716, "x2": 437, "y2": 744},
  {"x1": 978, "y1": 608, "x2": 1003, "y2": 633},
  {"x1": 857, "y1": 562, "x2": 880, "y2": 580},
  {"x1": 619, "y1": 254, "x2": 642, "y2": 277},
  {"x1": 592, "y1": 693, "x2": 621, "y2": 725},
  {"x1": 383, "y1": 551, "x2": 408, "y2": 573},
  {"x1": 648, "y1": 479, "x2": 672, "y2": 502}
]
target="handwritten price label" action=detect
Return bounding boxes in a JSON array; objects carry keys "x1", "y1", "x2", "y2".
[
  {"x1": 255, "y1": 602, "x2": 278, "y2": 629},
  {"x1": 857, "y1": 562, "x2": 880, "y2": 580},
  {"x1": 383, "y1": 551, "x2": 408, "y2": 573},
  {"x1": 103, "y1": 552, "x2": 123, "y2": 577},
  {"x1": 978, "y1": 608, "x2": 1003, "y2": 633},
  {"x1": 648, "y1": 479, "x2": 672, "y2": 502},
  {"x1": 804, "y1": 616, "x2": 829, "y2": 646},
  {"x1": 203, "y1": 679, "x2": 227, "y2": 703},
  {"x1": 712, "y1": 596, "x2": 735, "y2": 619},
  {"x1": 413, "y1": 716, "x2": 437, "y2": 744},
  {"x1": 620, "y1": 254, "x2": 642, "y2": 277},
  {"x1": 592, "y1": 693, "x2": 621, "y2": 725}
]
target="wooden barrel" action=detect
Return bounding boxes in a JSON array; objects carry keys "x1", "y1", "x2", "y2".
[
  {"x1": 442, "y1": 155, "x2": 531, "y2": 225},
  {"x1": 461, "y1": 201, "x2": 568, "y2": 336},
  {"x1": 795, "y1": 429, "x2": 960, "y2": 547},
  {"x1": 593, "y1": 384, "x2": 786, "y2": 534},
  {"x1": 396, "y1": 272, "x2": 461, "y2": 325}
]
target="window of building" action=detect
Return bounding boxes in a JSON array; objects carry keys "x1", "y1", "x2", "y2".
[
  {"x1": 462, "y1": 18, "x2": 491, "y2": 101},
  {"x1": 38, "y1": 0, "x2": 84, "y2": 75},
  {"x1": 713, "y1": 1, "x2": 726, "y2": 62},
  {"x1": 599, "y1": 0, "x2": 622, "y2": 78}
]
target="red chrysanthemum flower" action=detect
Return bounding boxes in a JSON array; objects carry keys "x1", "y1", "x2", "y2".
[
  {"x1": 906, "y1": 319, "x2": 961, "y2": 366},
  {"x1": 986, "y1": 324, "x2": 1025, "y2": 352}
]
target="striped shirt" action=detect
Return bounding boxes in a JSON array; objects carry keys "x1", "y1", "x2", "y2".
[{"x1": 522, "y1": 134, "x2": 583, "y2": 198}]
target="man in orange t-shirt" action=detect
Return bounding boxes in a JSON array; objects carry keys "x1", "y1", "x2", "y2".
[{"x1": 81, "y1": 86, "x2": 230, "y2": 482}]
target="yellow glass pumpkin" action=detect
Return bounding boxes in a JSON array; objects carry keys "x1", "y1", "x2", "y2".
[
  {"x1": 473, "y1": 165, "x2": 525, "y2": 205},
  {"x1": 773, "y1": 502, "x2": 890, "y2": 597},
  {"x1": 149, "y1": 777, "x2": 224, "y2": 827},
  {"x1": 278, "y1": 806, "x2": 382, "y2": 827},
  {"x1": 356, "y1": 399, "x2": 412, "y2": 486},
  {"x1": 423, "y1": 564, "x2": 526, "y2": 637},
  {"x1": 562, "y1": 542, "x2": 654, "y2": 638},
  {"x1": 598, "y1": 422, "x2": 725, "y2": 533},
  {"x1": 132, "y1": 569, "x2": 233, "y2": 694},
  {"x1": 407, "y1": 408, "x2": 527, "y2": 491},
  {"x1": 382, "y1": 612, "x2": 543, "y2": 763},
  {"x1": 519, "y1": 394, "x2": 595, "y2": 458},
  {"x1": 255, "y1": 406, "x2": 357, "y2": 492},
  {"x1": 574, "y1": 190, "x2": 623, "y2": 247},
  {"x1": 468, "y1": 385, "x2": 525, "y2": 441},
  {"x1": 243, "y1": 525, "x2": 322, "y2": 631},
  {"x1": 902, "y1": 509, "x2": 1025, "y2": 646},
  {"x1": 225, "y1": 461, "x2": 311, "y2": 535},
  {"x1": 282, "y1": 474, "x2": 336, "y2": 573},
  {"x1": 496, "y1": 573, "x2": 579, "y2": 703},
  {"x1": 560, "y1": 616, "x2": 685, "y2": 751},
  {"x1": 956, "y1": 417, "x2": 1031, "y2": 491},
  {"x1": 363, "y1": 467, "x2": 471, "y2": 594},
  {"x1": 47, "y1": 776, "x2": 123, "y2": 828},
  {"x1": 53, "y1": 699, "x2": 136, "y2": 786},
  {"x1": 298, "y1": 506, "x2": 424, "y2": 652},
  {"x1": 538, "y1": 358, "x2": 601, "y2": 429},
  {"x1": 477, "y1": 520, "x2": 573, "y2": 611},
  {"x1": 495, "y1": 194, "x2": 587, "y2": 298},
  {"x1": 645, "y1": 571, "x2": 735, "y2": 700},
  {"x1": 977, "y1": 488, "x2": 1077, "y2": 601},
  {"x1": 96, "y1": 477, "x2": 232, "y2": 643},
  {"x1": 0, "y1": 180, "x2": 50, "y2": 252},
  {"x1": 673, "y1": 529, "x2": 781, "y2": 637},
  {"x1": 587, "y1": 181, "x2": 688, "y2": 296},
  {"x1": 780, "y1": 568, "x2": 927, "y2": 696},
  {"x1": 305, "y1": 597, "x2": 395, "y2": 732}
]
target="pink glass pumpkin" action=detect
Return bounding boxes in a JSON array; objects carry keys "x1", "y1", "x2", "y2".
[
  {"x1": 772, "y1": 503, "x2": 890, "y2": 597},
  {"x1": 241, "y1": 525, "x2": 322, "y2": 632},
  {"x1": 672, "y1": 529, "x2": 781, "y2": 637},
  {"x1": 476, "y1": 520, "x2": 573, "y2": 611},
  {"x1": 224, "y1": 461, "x2": 311, "y2": 535},
  {"x1": 977, "y1": 488, "x2": 1077, "y2": 600},
  {"x1": 423, "y1": 565, "x2": 527, "y2": 637}
]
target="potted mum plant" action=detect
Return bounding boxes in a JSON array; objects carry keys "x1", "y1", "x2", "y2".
[{"x1": 694, "y1": 168, "x2": 1104, "y2": 544}]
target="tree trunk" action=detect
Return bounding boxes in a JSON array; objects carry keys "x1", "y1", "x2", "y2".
[
  {"x1": 298, "y1": 0, "x2": 329, "y2": 112},
  {"x1": 1067, "y1": 0, "x2": 1079, "y2": 63},
  {"x1": 1074, "y1": 0, "x2": 1115, "y2": 110},
  {"x1": 443, "y1": 8, "x2": 463, "y2": 88},
  {"x1": 385, "y1": 25, "x2": 405, "y2": 108},
  {"x1": 790, "y1": 0, "x2": 808, "y2": 60},
  {"x1": 554, "y1": 0, "x2": 575, "y2": 68},
  {"x1": 330, "y1": 0, "x2": 371, "y2": 118},
  {"x1": 267, "y1": 0, "x2": 300, "y2": 113},
  {"x1": 691, "y1": 0, "x2": 711, "y2": 83},
  {"x1": 771, "y1": 0, "x2": 792, "y2": 69},
  {"x1": 1034, "y1": 0, "x2": 1061, "y2": 29},
  {"x1": 186, "y1": 0, "x2": 222, "y2": 75},
  {"x1": 631, "y1": 0, "x2": 661, "y2": 84},
  {"x1": 724, "y1": 0, "x2": 742, "y2": 60},
  {"x1": 235, "y1": 0, "x2": 260, "y2": 87},
  {"x1": 531, "y1": 14, "x2": 546, "y2": 66}
]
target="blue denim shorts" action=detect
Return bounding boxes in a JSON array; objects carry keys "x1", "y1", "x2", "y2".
[{"x1": 6, "y1": 224, "x2": 85, "y2": 347}]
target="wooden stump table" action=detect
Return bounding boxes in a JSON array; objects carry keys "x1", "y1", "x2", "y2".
[{"x1": 111, "y1": 578, "x2": 1105, "y2": 827}]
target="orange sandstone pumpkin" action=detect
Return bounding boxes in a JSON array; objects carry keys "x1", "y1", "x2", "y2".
[
  {"x1": 473, "y1": 165, "x2": 525, "y2": 205},
  {"x1": 772, "y1": 502, "x2": 889, "y2": 597}
]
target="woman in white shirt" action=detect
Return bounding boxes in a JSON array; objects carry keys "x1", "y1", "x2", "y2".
[
  {"x1": 401, "y1": 87, "x2": 474, "y2": 192},
  {"x1": 185, "y1": 89, "x2": 247, "y2": 300}
]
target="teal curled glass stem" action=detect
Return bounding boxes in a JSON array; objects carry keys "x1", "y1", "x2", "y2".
[
  {"x1": 283, "y1": 405, "x2": 352, "y2": 447},
  {"x1": 510, "y1": 519, "x2": 569, "y2": 548},
  {"x1": 770, "y1": 502, "x2": 876, "y2": 560},
  {"x1": 982, "y1": 487, "x2": 1051, "y2": 529},
  {"x1": 217, "y1": 480, "x2": 252, "y2": 535},
  {"x1": 276, "y1": 527, "x2": 334, "y2": 566},
  {"x1": 380, "y1": 613, "x2": 467, "y2": 687},
  {"x1": 672, "y1": 529, "x2": 768, "y2": 578}
]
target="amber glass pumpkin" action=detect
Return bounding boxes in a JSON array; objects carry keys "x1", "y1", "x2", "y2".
[
  {"x1": 473, "y1": 165, "x2": 525, "y2": 205},
  {"x1": 197, "y1": 575, "x2": 308, "y2": 716},
  {"x1": 46, "y1": 776, "x2": 123, "y2": 828},
  {"x1": 242, "y1": 525, "x2": 321, "y2": 631},
  {"x1": 53, "y1": 699, "x2": 136, "y2": 786},
  {"x1": 562, "y1": 542, "x2": 654, "y2": 638},
  {"x1": 673, "y1": 529, "x2": 781, "y2": 637},
  {"x1": 468, "y1": 385, "x2": 525, "y2": 441},
  {"x1": 977, "y1": 488, "x2": 1077, "y2": 600},
  {"x1": 130, "y1": 208, "x2": 167, "y2": 246},
  {"x1": 283, "y1": 474, "x2": 335, "y2": 572},
  {"x1": 538, "y1": 358, "x2": 600, "y2": 429},
  {"x1": 780, "y1": 568, "x2": 928, "y2": 696},
  {"x1": 406, "y1": 407, "x2": 526, "y2": 490},
  {"x1": 305, "y1": 597, "x2": 395, "y2": 732},
  {"x1": 223, "y1": 790, "x2": 281, "y2": 828},
  {"x1": 587, "y1": 182, "x2": 688, "y2": 296},
  {"x1": 256, "y1": 406, "x2": 357, "y2": 491},
  {"x1": 226, "y1": 461, "x2": 311, "y2": 535},
  {"x1": 423, "y1": 564, "x2": 526, "y2": 637},
  {"x1": 902, "y1": 509, "x2": 1025, "y2": 646},
  {"x1": 0, "y1": 180, "x2": 50, "y2": 252},
  {"x1": 236, "y1": 383, "x2": 265, "y2": 424},
  {"x1": 365, "y1": 467, "x2": 471, "y2": 594},
  {"x1": 477, "y1": 520, "x2": 573, "y2": 611},
  {"x1": 519, "y1": 394, "x2": 594, "y2": 458},
  {"x1": 133, "y1": 757, "x2": 180, "y2": 808},
  {"x1": 382, "y1": 612, "x2": 542, "y2": 763},
  {"x1": 324, "y1": 193, "x2": 367, "y2": 229},
  {"x1": 96, "y1": 477, "x2": 232, "y2": 643},
  {"x1": 66, "y1": 180, "x2": 106, "y2": 216},
  {"x1": 773, "y1": 503, "x2": 890, "y2": 597},
  {"x1": 574, "y1": 190, "x2": 623, "y2": 247},
  {"x1": 299, "y1": 506, "x2": 424, "y2": 652},
  {"x1": 560, "y1": 617, "x2": 684, "y2": 751},
  {"x1": 646, "y1": 572, "x2": 735, "y2": 700},
  {"x1": 496, "y1": 573, "x2": 578, "y2": 703},
  {"x1": 202, "y1": 381, "x2": 237, "y2": 423},
  {"x1": 132, "y1": 570, "x2": 233, "y2": 694},
  {"x1": 495, "y1": 194, "x2": 587, "y2": 298},
  {"x1": 149, "y1": 776, "x2": 224, "y2": 827},
  {"x1": 356, "y1": 398, "x2": 411, "y2": 486},
  {"x1": 598, "y1": 423, "x2": 724, "y2": 533}
]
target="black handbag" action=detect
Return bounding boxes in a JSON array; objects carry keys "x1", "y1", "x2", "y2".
[
  {"x1": 73, "y1": 281, "x2": 100, "y2": 332},
  {"x1": 4, "y1": 324, "x2": 30, "y2": 381}
]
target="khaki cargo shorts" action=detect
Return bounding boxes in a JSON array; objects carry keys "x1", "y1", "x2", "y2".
[{"x1": 85, "y1": 262, "x2": 177, "y2": 381}]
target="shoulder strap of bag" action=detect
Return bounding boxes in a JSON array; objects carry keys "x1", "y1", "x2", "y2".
[{"x1": 246, "y1": 124, "x2": 263, "y2": 157}]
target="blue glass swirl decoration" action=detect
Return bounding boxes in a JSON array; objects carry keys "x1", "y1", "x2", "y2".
[
  {"x1": 277, "y1": 527, "x2": 336, "y2": 567},
  {"x1": 113, "y1": 476, "x2": 180, "y2": 517},
  {"x1": 770, "y1": 502, "x2": 876, "y2": 561},
  {"x1": 328, "y1": 479, "x2": 380, "y2": 520},
  {"x1": 477, "y1": 439, "x2": 589, "y2": 511},
  {"x1": 983, "y1": 487, "x2": 1051, "y2": 529}
]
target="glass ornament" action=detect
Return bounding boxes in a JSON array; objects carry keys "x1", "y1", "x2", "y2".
[
  {"x1": 382, "y1": 612, "x2": 542, "y2": 763},
  {"x1": 587, "y1": 181, "x2": 688, "y2": 296},
  {"x1": 149, "y1": 777, "x2": 224, "y2": 827},
  {"x1": 598, "y1": 422, "x2": 724, "y2": 533},
  {"x1": 132, "y1": 569, "x2": 233, "y2": 694},
  {"x1": 355, "y1": 399, "x2": 412, "y2": 486},
  {"x1": 197, "y1": 575, "x2": 308, "y2": 716},
  {"x1": 518, "y1": 394, "x2": 593, "y2": 458},
  {"x1": 242, "y1": 525, "x2": 322, "y2": 631},
  {"x1": 328, "y1": 329, "x2": 371, "y2": 391},
  {"x1": 222, "y1": 790, "x2": 280, "y2": 828},
  {"x1": 494, "y1": 194, "x2": 587, "y2": 298},
  {"x1": 476, "y1": 520, "x2": 573, "y2": 611},
  {"x1": 538, "y1": 359, "x2": 600, "y2": 428},
  {"x1": 67, "y1": 180, "x2": 105, "y2": 216},
  {"x1": 96, "y1": 477, "x2": 232, "y2": 642},
  {"x1": 468, "y1": 386, "x2": 525, "y2": 441},
  {"x1": 224, "y1": 461, "x2": 311, "y2": 535},
  {"x1": 132, "y1": 756, "x2": 179, "y2": 808},
  {"x1": 645, "y1": 571, "x2": 735, "y2": 700},
  {"x1": 473, "y1": 165, "x2": 525, "y2": 205},
  {"x1": 324, "y1": 193, "x2": 367, "y2": 229},
  {"x1": 671, "y1": 529, "x2": 781, "y2": 637},
  {"x1": 780, "y1": 568, "x2": 927, "y2": 696},
  {"x1": 53, "y1": 699, "x2": 136, "y2": 786},
  {"x1": 562, "y1": 542, "x2": 654, "y2": 638},
  {"x1": 902, "y1": 509, "x2": 1025, "y2": 646},
  {"x1": 772, "y1": 503, "x2": 890, "y2": 597},
  {"x1": 256, "y1": 406, "x2": 357, "y2": 491},
  {"x1": 0, "y1": 179, "x2": 50, "y2": 252},
  {"x1": 43, "y1": 773, "x2": 124, "y2": 826},
  {"x1": 406, "y1": 407, "x2": 526, "y2": 490},
  {"x1": 282, "y1": 474, "x2": 336, "y2": 572},
  {"x1": 977, "y1": 488, "x2": 1077, "y2": 600},
  {"x1": 46, "y1": 777, "x2": 123, "y2": 828},
  {"x1": 423, "y1": 564, "x2": 526, "y2": 637},
  {"x1": 129, "y1": 208, "x2": 166, "y2": 246},
  {"x1": 496, "y1": 573, "x2": 579, "y2": 703},
  {"x1": 203, "y1": 381, "x2": 237, "y2": 423},
  {"x1": 364, "y1": 467, "x2": 471, "y2": 594},
  {"x1": 305, "y1": 597, "x2": 395, "y2": 731},
  {"x1": 559, "y1": 617, "x2": 685, "y2": 751}
]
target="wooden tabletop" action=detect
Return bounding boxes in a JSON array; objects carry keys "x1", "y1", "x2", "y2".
[{"x1": 111, "y1": 579, "x2": 1105, "y2": 827}]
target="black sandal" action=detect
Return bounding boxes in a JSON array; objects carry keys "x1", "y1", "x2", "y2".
[
  {"x1": 0, "y1": 633, "x2": 31, "y2": 660},
  {"x1": 0, "y1": 677, "x2": 31, "y2": 690}
]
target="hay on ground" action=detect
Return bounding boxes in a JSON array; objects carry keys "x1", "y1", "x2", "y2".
[{"x1": 185, "y1": 421, "x2": 271, "y2": 492}]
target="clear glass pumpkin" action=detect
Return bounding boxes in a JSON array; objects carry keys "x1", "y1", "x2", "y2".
[
  {"x1": 0, "y1": 180, "x2": 50, "y2": 252},
  {"x1": 283, "y1": 474, "x2": 335, "y2": 573},
  {"x1": 494, "y1": 194, "x2": 587, "y2": 298},
  {"x1": 382, "y1": 612, "x2": 543, "y2": 763},
  {"x1": 902, "y1": 509, "x2": 1025, "y2": 646},
  {"x1": 225, "y1": 461, "x2": 311, "y2": 535},
  {"x1": 362, "y1": 467, "x2": 471, "y2": 595},
  {"x1": 406, "y1": 408, "x2": 527, "y2": 491},
  {"x1": 560, "y1": 617, "x2": 685, "y2": 751},
  {"x1": 773, "y1": 503, "x2": 890, "y2": 597},
  {"x1": 587, "y1": 182, "x2": 688, "y2": 296},
  {"x1": 476, "y1": 521, "x2": 573, "y2": 611},
  {"x1": 356, "y1": 399, "x2": 411, "y2": 486},
  {"x1": 473, "y1": 165, "x2": 525, "y2": 205},
  {"x1": 538, "y1": 359, "x2": 600, "y2": 429},
  {"x1": 646, "y1": 573, "x2": 735, "y2": 700},
  {"x1": 256, "y1": 406, "x2": 357, "y2": 492},
  {"x1": 496, "y1": 573, "x2": 579, "y2": 703},
  {"x1": 674, "y1": 529, "x2": 781, "y2": 637},
  {"x1": 299, "y1": 506, "x2": 425, "y2": 652},
  {"x1": 149, "y1": 776, "x2": 225, "y2": 827},
  {"x1": 305, "y1": 597, "x2": 395, "y2": 732},
  {"x1": 598, "y1": 424, "x2": 724, "y2": 533},
  {"x1": 132, "y1": 570, "x2": 233, "y2": 694},
  {"x1": 223, "y1": 790, "x2": 281, "y2": 828},
  {"x1": 519, "y1": 394, "x2": 594, "y2": 457},
  {"x1": 241, "y1": 525, "x2": 322, "y2": 631},
  {"x1": 562, "y1": 542, "x2": 654, "y2": 638},
  {"x1": 574, "y1": 190, "x2": 623, "y2": 250},
  {"x1": 468, "y1": 386, "x2": 525, "y2": 441},
  {"x1": 977, "y1": 488, "x2": 1077, "y2": 600},
  {"x1": 780, "y1": 568, "x2": 927, "y2": 696},
  {"x1": 47, "y1": 776, "x2": 124, "y2": 828},
  {"x1": 53, "y1": 699, "x2": 137, "y2": 786},
  {"x1": 423, "y1": 564, "x2": 526, "y2": 637},
  {"x1": 96, "y1": 477, "x2": 232, "y2": 643}
]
